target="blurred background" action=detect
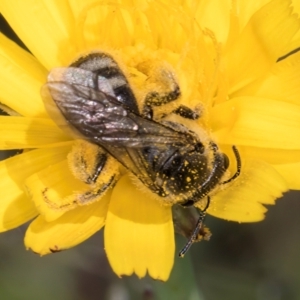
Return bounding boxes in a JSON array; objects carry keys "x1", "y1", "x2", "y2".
[{"x1": 1, "y1": 14, "x2": 300, "y2": 300}]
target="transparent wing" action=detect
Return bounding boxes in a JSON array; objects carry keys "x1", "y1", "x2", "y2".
[
  {"x1": 42, "y1": 80, "x2": 193, "y2": 184},
  {"x1": 42, "y1": 81, "x2": 187, "y2": 148}
]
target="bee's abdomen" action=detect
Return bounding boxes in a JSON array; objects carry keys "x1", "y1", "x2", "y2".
[{"x1": 71, "y1": 52, "x2": 139, "y2": 113}]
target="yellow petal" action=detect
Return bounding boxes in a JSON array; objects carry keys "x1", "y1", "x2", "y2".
[
  {"x1": 227, "y1": 145, "x2": 300, "y2": 189},
  {"x1": 234, "y1": 51, "x2": 300, "y2": 105},
  {"x1": 0, "y1": 116, "x2": 70, "y2": 149},
  {"x1": 0, "y1": 33, "x2": 47, "y2": 117},
  {"x1": 24, "y1": 191, "x2": 110, "y2": 255},
  {"x1": 71, "y1": 1, "x2": 152, "y2": 52},
  {"x1": 211, "y1": 97, "x2": 300, "y2": 149},
  {"x1": 222, "y1": 144, "x2": 300, "y2": 165},
  {"x1": 207, "y1": 160, "x2": 288, "y2": 222},
  {"x1": 105, "y1": 175, "x2": 174, "y2": 281},
  {"x1": 0, "y1": 145, "x2": 71, "y2": 231},
  {"x1": 287, "y1": 1, "x2": 300, "y2": 49},
  {"x1": 225, "y1": 0, "x2": 300, "y2": 94},
  {"x1": 196, "y1": 1, "x2": 273, "y2": 43},
  {"x1": 273, "y1": 162, "x2": 300, "y2": 189},
  {"x1": 0, "y1": 0, "x2": 77, "y2": 68},
  {"x1": 195, "y1": 0, "x2": 232, "y2": 43}
]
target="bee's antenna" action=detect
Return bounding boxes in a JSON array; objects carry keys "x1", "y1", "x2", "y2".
[
  {"x1": 179, "y1": 197, "x2": 210, "y2": 257},
  {"x1": 221, "y1": 146, "x2": 241, "y2": 184}
]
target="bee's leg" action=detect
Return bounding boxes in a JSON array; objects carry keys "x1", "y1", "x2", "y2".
[
  {"x1": 42, "y1": 140, "x2": 119, "y2": 211},
  {"x1": 173, "y1": 105, "x2": 201, "y2": 120},
  {"x1": 68, "y1": 140, "x2": 110, "y2": 185},
  {"x1": 141, "y1": 69, "x2": 200, "y2": 120},
  {"x1": 74, "y1": 175, "x2": 116, "y2": 206},
  {"x1": 141, "y1": 66, "x2": 181, "y2": 119},
  {"x1": 144, "y1": 84, "x2": 181, "y2": 107},
  {"x1": 67, "y1": 140, "x2": 120, "y2": 205},
  {"x1": 142, "y1": 84, "x2": 180, "y2": 119},
  {"x1": 178, "y1": 197, "x2": 211, "y2": 257}
]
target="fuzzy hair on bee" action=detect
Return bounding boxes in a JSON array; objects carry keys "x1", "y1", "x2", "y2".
[{"x1": 42, "y1": 52, "x2": 241, "y2": 256}]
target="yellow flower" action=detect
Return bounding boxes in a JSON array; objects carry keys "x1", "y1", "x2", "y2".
[{"x1": 0, "y1": 0, "x2": 300, "y2": 281}]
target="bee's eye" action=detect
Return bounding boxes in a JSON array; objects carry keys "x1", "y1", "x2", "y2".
[
  {"x1": 173, "y1": 156, "x2": 183, "y2": 166},
  {"x1": 223, "y1": 153, "x2": 229, "y2": 169},
  {"x1": 194, "y1": 142, "x2": 204, "y2": 153}
]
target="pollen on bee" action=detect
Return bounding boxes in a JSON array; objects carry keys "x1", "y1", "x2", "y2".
[
  {"x1": 40, "y1": 139, "x2": 120, "y2": 209},
  {"x1": 68, "y1": 140, "x2": 120, "y2": 186}
]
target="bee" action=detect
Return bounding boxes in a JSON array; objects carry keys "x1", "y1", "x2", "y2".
[{"x1": 42, "y1": 52, "x2": 241, "y2": 256}]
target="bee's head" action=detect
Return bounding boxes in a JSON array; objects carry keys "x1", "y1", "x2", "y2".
[{"x1": 160, "y1": 141, "x2": 229, "y2": 203}]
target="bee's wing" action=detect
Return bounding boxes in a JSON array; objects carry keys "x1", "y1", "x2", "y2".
[
  {"x1": 42, "y1": 81, "x2": 185, "y2": 148},
  {"x1": 42, "y1": 78, "x2": 189, "y2": 180}
]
